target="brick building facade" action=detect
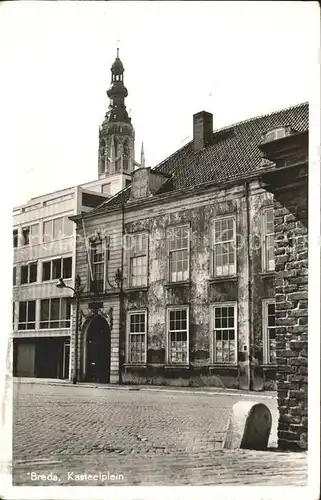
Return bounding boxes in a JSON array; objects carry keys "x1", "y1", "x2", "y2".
[
  {"x1": 69, "y1": 102, "x2": 308, "y2": 396},
  {"x1": 259, "y1": 130, "x2": 308, "y2": 449}
]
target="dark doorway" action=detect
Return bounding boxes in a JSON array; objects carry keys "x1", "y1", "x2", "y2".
[
  {"x1": 34, "y1": 337, "x2": 68, "y2": 379},
  {"x1": 85, "y1": 315, "x2": 110, "y2": 383}
]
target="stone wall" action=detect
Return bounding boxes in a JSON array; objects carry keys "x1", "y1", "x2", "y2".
[{"x1": 274, "y1": 183, "x2": 308, "y2": 450}]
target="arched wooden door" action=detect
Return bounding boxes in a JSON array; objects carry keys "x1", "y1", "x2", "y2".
[{"x1": 85, "y1": 315, "x2": 111, "y2": 383}]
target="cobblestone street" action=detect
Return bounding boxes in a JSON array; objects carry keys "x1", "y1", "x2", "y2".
[{"x1": 12, "y1": 381, "x2": 307, "y2": 486}]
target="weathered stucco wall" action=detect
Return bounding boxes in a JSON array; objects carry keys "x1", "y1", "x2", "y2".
[
  {"x1": 121, "y1": 182, "x2": 275, "y2": 389},
  {"x1": 71, "y1": 179, "x2": 277, "y2": 389}
]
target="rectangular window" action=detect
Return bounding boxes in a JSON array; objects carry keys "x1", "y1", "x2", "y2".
[
  {"x1": 167, "y1": 307, "x2": 189, "y2": 364},
  {"x1": 211, "y1": 303, "x2": 237, "y2": 364},
  {"x1": 53, "y1": 218, "x2": 63, "y2": 240},
  {"x1": 30, "y1": 224, "x2": 39, "y2": 245},
  {"x1": 18, "y1": 300, "x2": 36, "y2": 330},
  {"x1": 213, "y1": 217, "x2": 236, "y2": 277},
  {"x1": 22, "y1": 227, "x2": 30, "y2": 246},
  {"x1": 13, "y1": 302, "x2": 15, "y2": 328},
  {"x1": 43, "y1": 216, "x2": 73, "y2": 242},
  {"x1": 263, "y1": 300, "x2": 276, "y2": 364},
  {"x1": 42, "y1": 257, "x2": 72, "y2": 281},
  {"x1": 63, "y1": 257, "x2": 72, "y2": 279},
  {"x1": 167, "y1": 225, "x2": 189, "y2": 283},
  {"x1": 40, "y1": 298, "x2": 71, "y2": 329},
  {"x1": 128, "y1": 233, "x2": 148, "y2": 287},
  {"x1": 127, "y1": 311, "x2": 147, "y2": 363},
  {"x1": 20, "y1": 262, "x2": 38, "y2": 284},
  {"x1": 21, "y1": 265, "x2": 28, "y2": 284},
  {"x1": 63, "y1": 216, "x2": 73, "y2": 237},
  {"x1": 90, "y1": 242, "x2": 104, "y2": 292},
  {"x1": 263, "y1": 208, "x2": 275, "y2": 272},
  {"x1": 43, "y1": 220, "x2": 53, "y2": 243},
  {"x1": 13, "y1": 229, "x2": 18, "y2": 248},
  {"x1": 29, "y1": 262, "x2": 38, "y2": 283},
  {"x1": 13, "y1": 267, "x2": 16, "y2": 286},
  {"x1": 42, "y1": 261, "x2": 51, "y2": 281},
  {"x1": 52, "y1": 258, "x2": 62, "y2": 280}
]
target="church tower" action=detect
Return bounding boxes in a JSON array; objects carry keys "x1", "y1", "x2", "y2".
[{"x1": 98, "y1": 49, "x2": 135, "y2": 186}]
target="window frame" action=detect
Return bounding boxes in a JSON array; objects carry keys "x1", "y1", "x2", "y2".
[
  {"x1": 210, "y1": 302, "x2": 238, "y2": 365},
  {"x1": 127, "y1": 232, "x2": 149, "y2": 288},
  {"x1": 39, "y1": 297, "x2": 71, "y2": 330},
  {"x1": 262, "y1": 207, "x2": 275, "y2": 272},
  {"x1": 89, "y1": 240, "x2": 106, "y2": 293},
  {"x1": 166, "y1": 305, "x2": 189, "y2": 365},
  {"x1": 126, "y1": 309, "x2": 148, "y2": 364},
  {"x1": 42, "y1": 215, "x2": 73, "y2": 243},
  {"x1": 18, "y1": 300, "x2": 36, "y2": 330},
  {"x1": 21, "y1": 226, "x2": 30, "y2": 246},
  {"x1": 13, "y1": 266, "x2": 17, "y2": 287},
  {"x1": 41, "y1": 256, "x2": 73, "y2": 282},
  {"x1": 264, "y1": 127, "x2": 287, "y2": 143},
  {"x1": 13, "y1": 229, "x2": 18, "y2": 248},
  {"x1": 262, "y1": 299, "x2": 277, "y2": 365},
  {"x1": 167, "y1": 224, "x2": 190, "y2": 283},
  {"x1": 211, "y1": 215, "x2": 237, "y2": 278},
  {"x1": 20, "y1": 261, "x2": 38, "y2": 285}
]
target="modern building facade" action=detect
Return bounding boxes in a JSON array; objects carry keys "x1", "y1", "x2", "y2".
[
  {"x1": 69, "y1": 102, "x2": 308, "y2": 393},
  {"x1": 12, "y1": 50, "x2": 141, "y2": 378}
]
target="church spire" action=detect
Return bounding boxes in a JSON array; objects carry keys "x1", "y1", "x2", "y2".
[
  {"x1": 98, "y1": 50, "x2": 135, "y2": 179},
  {"x1": 106, "y1": 48, "x2": 130, "y2": 124}
]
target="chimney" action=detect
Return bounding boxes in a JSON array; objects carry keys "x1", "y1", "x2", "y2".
[{"x1": 193, "y1": 111, "x2": 213, "y2": 151}]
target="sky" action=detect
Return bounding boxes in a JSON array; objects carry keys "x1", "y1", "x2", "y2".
[{"x1": 0, "y1": 1, "x2": 319, "y2": 207}]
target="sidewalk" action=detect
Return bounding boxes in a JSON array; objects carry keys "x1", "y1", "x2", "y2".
[{"x1": 13, "y1": 377, "x2": 276, "y2": 399}]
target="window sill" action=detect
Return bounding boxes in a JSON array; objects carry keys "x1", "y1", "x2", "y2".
[
  {"x1": 124, "y1": 286, "x2": 148, "y2": 293},
  {"x1": 82, "y1": 289, "x2": 121, "y2": 298},
  {"x1": 260, "y1": 271, "x2": 276, "y2": 279},
  {"x1": 19, "y1": 282, "x2": 40, "y2": 287},
  {"x1": 164, "y1": 281, "x2": 191, "y2": 288},
  {"x1": 208, "y1": 276, "x2": 238, "y2": 284},
  {"x1": 209, "y1": 363, "x2": 238, "y2": 369},
  {"x1": 261, "y1": 363, "x2": 277, "y2": 369},
  {"x1": 164, "y1": 364, "x2": 190, "y2": 369},
  {"x1": 123, "y1": 363, "x2": 147, "y2": 367}
]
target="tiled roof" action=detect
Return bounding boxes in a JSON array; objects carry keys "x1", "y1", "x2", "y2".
[{"x1": 94, "y1": 102, "x2": 308, "y2": 213}]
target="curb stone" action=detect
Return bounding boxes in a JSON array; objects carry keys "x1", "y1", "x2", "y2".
[{"x1": 14, "y1": 378, "x2": 276, "y2": 399}]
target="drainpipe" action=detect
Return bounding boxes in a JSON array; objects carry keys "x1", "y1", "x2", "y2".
[{"x1": 245, "y1": 181, "x2": 254, "y2": 391}]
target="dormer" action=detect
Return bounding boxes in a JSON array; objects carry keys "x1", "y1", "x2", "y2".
[
  {"x1": 262, "y1": 125, "x2": 295, "y2": 144},
  {"x1": 129, "y1": 167, "x2": 171, "y2": 201}
]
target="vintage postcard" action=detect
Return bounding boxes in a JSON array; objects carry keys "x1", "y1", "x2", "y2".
[{"x1": 0, "y1": 1, "x2": 320, "y2": 499}]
